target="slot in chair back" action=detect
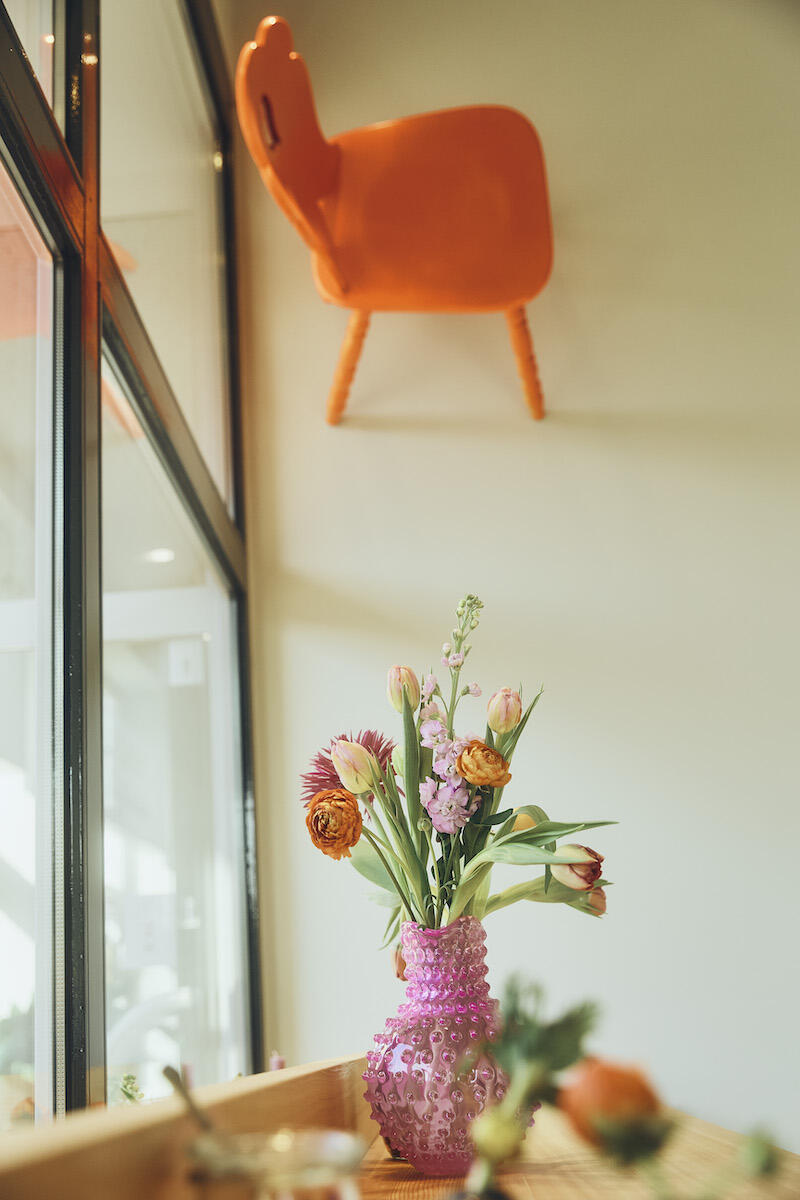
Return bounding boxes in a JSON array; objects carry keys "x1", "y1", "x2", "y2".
[{"x1": 236, "y1": 16, "x2": 343, "y2": 285}]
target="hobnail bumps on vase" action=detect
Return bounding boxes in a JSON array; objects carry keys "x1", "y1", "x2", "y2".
[{"x1": 363, "y1": 917, "x2": 508, "y2": 1177}]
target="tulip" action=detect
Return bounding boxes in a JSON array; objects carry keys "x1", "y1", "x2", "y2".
[
  {"x1": 390, "y1": 744, "x2": 405, "y2": 778},
  {"x1": 551, "y1": 845, "x2": 604, "y2": 891},
  {"x1": 487, "y1": 688, "x2": 523, "y2": 734},
  {"x1": 330, "y1": 739, "x2": 379, "y2": 794},
  {"x1": 513, "y1": 809, "x2": 537, "y2": 832},
  {"x1": 392, "y1": 944, "x2": 407, "y2": 981},
  {"x1": 386, "y1": 665, "x2": 421, "y2": 713},
  {"x1": 586, "y1": 887, "x2": 607, "y2": 915}
]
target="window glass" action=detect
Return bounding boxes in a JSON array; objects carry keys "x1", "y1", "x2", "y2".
[
  {"x1": 100, "y1": 0, "x2": 233, "y2": 509},
  {"x1": 4, "y1": 1, "x2": 57, "y2": 111},
  {"x1": 101, "y1": 355, "x2": 248, "y2": 1102},
  {"x1": 0, "y1": 159, "x2": 54, "y2": 1129}
]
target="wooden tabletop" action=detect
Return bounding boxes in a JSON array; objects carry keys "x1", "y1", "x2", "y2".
[{"x1": 359, "y1": 1106, "x2": 800, "y2": 1200}]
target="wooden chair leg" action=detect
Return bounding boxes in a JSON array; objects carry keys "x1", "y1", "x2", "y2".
[
  {"x1": 505, "y1": 305, "x2": 545, "y2": 419},
  {"x1": 326, "y1": 311, "x2": 371, "y2": 425}
]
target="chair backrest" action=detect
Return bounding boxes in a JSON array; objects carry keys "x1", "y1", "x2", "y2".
[{"x1": 235, "y1": 17, "x2": 343, "y2": 283}]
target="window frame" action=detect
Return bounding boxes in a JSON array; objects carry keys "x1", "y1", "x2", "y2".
[{"x1": 0, "y1": 0, "x2": 264, "y2": 1116}]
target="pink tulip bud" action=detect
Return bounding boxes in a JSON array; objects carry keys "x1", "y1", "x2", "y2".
[
  {"x1": 392, "y1": 944, "x2": 407, "y2": 981},
  {"x1": 487, "y1": 688, "x2": 523, "y2": 734},
  {"x1": 331, "y1": 739, "x2": 379, "y2": 793},
  {"x1": 551, "y1": 845, "x2": 604, "y2": 891},
  {"x1": 386, "y1": 665, "x2": 421, "y2": 713}
]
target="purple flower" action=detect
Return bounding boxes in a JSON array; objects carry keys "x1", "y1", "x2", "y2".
[
  {"x1": 424, "y1": 780, "x2": 473, "y2": 835},
  {"x1": 422, "y1": 673, "x2": 438, "y2": 700},
  {"x1": 420, "y1": 719, "x2": 447, "y2": 748},
  {"x1": 448, "y1": 651, "x2": 465, "y2": 668},
  {"x1": 419, "y1": 777, "x2": 438, "y2": 808}
]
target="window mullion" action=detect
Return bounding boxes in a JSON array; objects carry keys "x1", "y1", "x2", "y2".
[{"x1": 61, "y1": 0, "x2": 106, "y2": 1112}]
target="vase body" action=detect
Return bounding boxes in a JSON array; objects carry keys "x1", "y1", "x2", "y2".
[{"x1": 363, "y1": 916, "x2": 506, "y2": 1177}]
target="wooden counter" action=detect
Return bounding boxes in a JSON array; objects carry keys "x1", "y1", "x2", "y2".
[
  {"x1": 360, "y1": 1104, "x2": 800, "y2": 1200},
  {"x1": 0, "y1": 1055, "x2": 797, "y2": 1199}
]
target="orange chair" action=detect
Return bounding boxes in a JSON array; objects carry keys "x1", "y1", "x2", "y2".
[{"x1": 236, "y1": 16, "x2": 553, "y2": 424}]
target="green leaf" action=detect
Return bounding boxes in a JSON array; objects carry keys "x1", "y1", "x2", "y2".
[
  {"x1": 379, "y1": 907, "x2": 401, "y2": 949},
  {"x1": 494, "y1": 803, "x2": 551, "y2": 840},
  {"x1": 402, "y1": 691, "x2": 421, "y2": 842},
  {"x1": 478, "y1": 842, "x2": 589, "y2": 868},
  {"x1": 471, "y1": 807, "x2": 513, "y2": 828},
  {"x1": 349, "y1": 836, "x2": 394, "y2": 891},
  {"x1": 498, "y1": 687, "x2": 543, "y2": 760},
  {"x1": 448, "y1": 862, "x2": 492, "y2": 922},
  {"x1": 484, "y1": 875, "x2": 602, "y2": 915},
  {"x1": 484, "y1": 724, "x2": 495, "y2": 749},
  {"x1": 503, "y1": 819, "x2": 617, "y2": 846},
  {"x1": 461, "y1": 843, "x2": 588, "y2": 886}
]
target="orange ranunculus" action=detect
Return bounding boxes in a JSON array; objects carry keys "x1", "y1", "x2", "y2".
[
  {"x1": 456, "y1": 739, "x2": 512, "y2": 788},
  {"x1": 306, "y1": 788, "x2": 362, "y2": 860},
  {"x1": 558, "y1": 1059, "x2": 661, "y2": 1148}
]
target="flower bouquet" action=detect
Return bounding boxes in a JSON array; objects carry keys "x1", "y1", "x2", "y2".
[{"x1": 301, "y1": 594, "x2": 615, "y2": 1176}]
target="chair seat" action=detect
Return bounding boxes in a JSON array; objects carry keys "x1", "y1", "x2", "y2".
[{"x1": 314, "y1": 105, "x2": 553, "y2": 312}]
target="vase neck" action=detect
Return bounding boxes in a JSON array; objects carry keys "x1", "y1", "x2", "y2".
[{"x1": 400, "y1": 916, "x2": 490, "y2": 1009}]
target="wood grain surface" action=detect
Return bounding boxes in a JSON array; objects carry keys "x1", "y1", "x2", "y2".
[{"x1": 359, "y1": 1106, "x2": 800, "y2": 1200}]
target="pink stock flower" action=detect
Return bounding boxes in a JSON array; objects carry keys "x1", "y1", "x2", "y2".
[
  {"x1": 422, "y1": 674, "x2": 438, "y2": 700},
  {"x1": 419, "y1": 777, "x2": 438, "y2": 807},
  {"x1": 468, "y1": 682, "x2": 482, "y2": 697},
  {"x1": 420, "y1": 701, "x2": 445, "y2": 722},
  {"x1": 421, "y1": 779, "x2": 475, "y2": 835},
  {"x1": 420, "y1": 719, "x2": 447, "y2": 748},
  {"x1": 300, "y1": 730, "x2": 394, "y2": 807}
]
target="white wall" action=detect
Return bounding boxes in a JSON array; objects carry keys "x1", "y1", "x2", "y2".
[{"x1": 214, "y1": 0, "x2": 800, "y2": 1151}]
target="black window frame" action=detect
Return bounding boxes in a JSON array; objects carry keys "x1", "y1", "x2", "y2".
[{"x1": 0, "y1": 0, "x2": 264, "y2": 1114}]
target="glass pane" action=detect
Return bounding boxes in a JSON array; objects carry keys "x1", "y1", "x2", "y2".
[
  {"x1": 4, "y1": 0, "x2": 57, "y2": 110},
  {"x1": 0, "y1": 158, "x2": 54, "y2": 1128},
  {"x1": 100, "y1": 0, "x2": 233, "y2": 509},
  {"x1": 101, "y1": 354, "x2": 248, "y2": 1103}
]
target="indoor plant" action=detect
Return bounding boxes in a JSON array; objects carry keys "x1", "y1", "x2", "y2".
[{"x1": 301, "y1": 594, "x2": 614, "y2": 1176}]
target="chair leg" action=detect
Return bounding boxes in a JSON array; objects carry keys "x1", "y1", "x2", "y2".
[
  {"x1": 505, "y1": 305, "x2": 545, "y2": 419},
  {"x1": 327, "y1": 310, "x2": 371, "y2": 425}
]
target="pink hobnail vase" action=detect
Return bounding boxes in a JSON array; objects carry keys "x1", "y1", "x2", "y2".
[{"x1": 363, "y1": 916, "x2": 509, "y2": 1177}]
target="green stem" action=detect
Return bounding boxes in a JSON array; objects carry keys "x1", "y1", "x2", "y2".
[
  {"x1": 423, "y1": 826, "x2": 443, "y2": 926},
  {"x1": 361, "y1": 829, "x2": 416, "y2": 922},
  {"x1": 639, "y1": 1157, "x2": 674, "y2": 1200}
]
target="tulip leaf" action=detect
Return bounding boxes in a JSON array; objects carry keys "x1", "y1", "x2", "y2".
[
  {"x1": 349, "y1": 836, "x2": 395, "y2": 892},
  {"x1": 447, "y1": 863, "x2": 493, "y2": 923},
  {"x1": 379, "y1": 907, "x2": 401, "y2": 949},
  {"x1": 476, "y1": 843, "x2": 587, "y2": 868},
  {"x1": 471, "y1": 807, "x2": 514, "y2": 827},
  {"x1": 402, "y1": 691, "x2": 421, "y2": 845},
  {"x1": 499, "y1": 818, "x2": 617, "y2": 848},
  {"x1": 484, "y1": 876, "x2": 605, "y2": 916},
  {"x1": 497, "y1": 687, "x2": 543, "y2": 761}
]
